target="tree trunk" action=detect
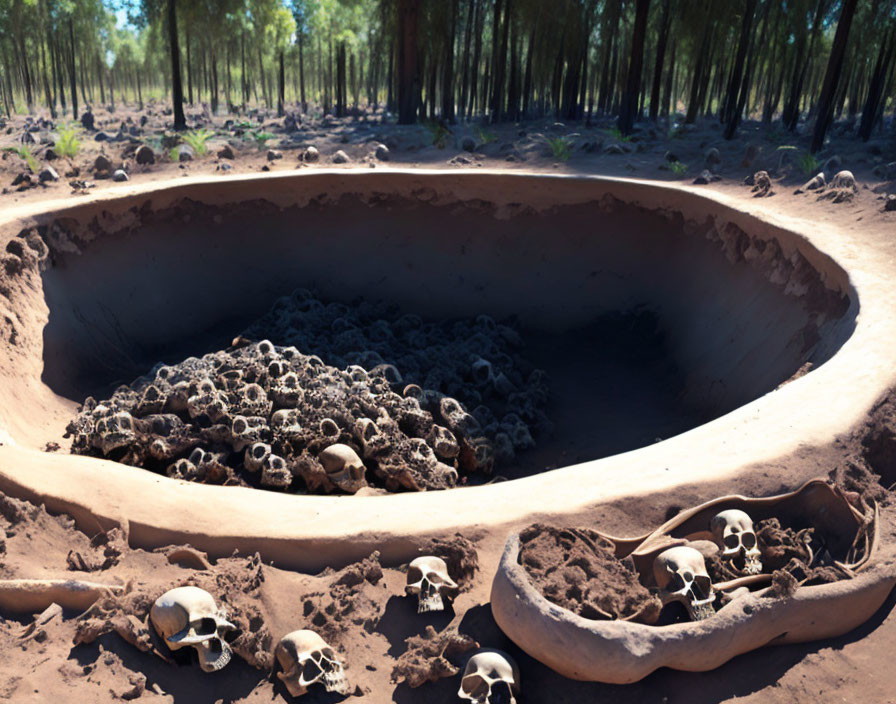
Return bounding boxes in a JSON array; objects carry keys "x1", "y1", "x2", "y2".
[
  {"x1": 67, "y1": 17, "x2": 77, "y2": 118},
  {"x1": 299, "y1": 35, "x2": 306, "y2": 112},
  {"x1": 335, "y1": 42, "x2": 346, "y2": 117},
  {"x1": 278, "y1": 49, "x2": 285, "y2": 116},
  {"x1": 442, "y1": 0, "x2": 458, "y2": 122},
  {"x1": 721, "y1": 0, "x2": 756, "y2": 131},
  {"x1": 168, "y1": 0, "x2": 186, "y2": 130},
  {"x1": 859, "y1": 32, "x2": 893, "y2": 141},
  {"x1": 662, "y1": 39, "x2": 676, "y2": 117},
  {"x1": 459, "y1": 0, "x2": 474, "y2": 119},
  {"x1": 811, "y1": 0, "x2": 858, "y2": 152},
  {"x1": 397, "y1": 0, "x2": 420, "y2": 124},
  {"x1": 186, "y1": 24, "x2": 193, "y2": 104},
  {"x1": 685, "y1": 11, "x2": 712, "y2": 124},
  {"x1": 468, "y1": 0, "x2": 484, "y2": 118},
  {"x1": 649, "y1": 0, "x2": 671, "y2": 121},
  {"x1": 618, "y1": 0, "x2": 650, "y2": 135}
]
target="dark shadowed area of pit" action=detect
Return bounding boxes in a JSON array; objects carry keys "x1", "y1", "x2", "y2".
[{"x1": 39, "y1": 189, "x2": 854, "y2": 482}]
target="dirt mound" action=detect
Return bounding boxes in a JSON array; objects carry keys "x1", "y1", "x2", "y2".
[
  {"x1": 518, "y1": 523, "x2": 661, "y2": 623},
  {"x1": 421, "y1": 534, "x2": 479, "y2": 591},
  {"x1": 391, "y1": 625, "x2": 478, "y2": 688}
]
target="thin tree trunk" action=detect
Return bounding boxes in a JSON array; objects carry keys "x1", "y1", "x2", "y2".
[
  {"x1": 649, "y1": 0, "x2": 671, "y2": 121},
  {"x1": 68, "y1": 17, "x2": 77, "y2": 118},
  {"x1": 397, "y1": 0, "x2": 420, "y2": 124},
  {"x1": 442, "y1": 0, "x2": 458, "y2": 122},
  {"x1": 299, "y1": 35, "x2": 306, "y2": 112},
  {"x1": 859, "y1": 33, "x2": 893, "y2": 140},
  {"x1": 811, "y1": 0, "x2": 858, "y2": 152},
  {"x1": 168, "y1": 0, "x2": 186, "y2": 130},
  {"x1": 618, "y1": 0, "x2": 650, "y2": 135},
  {"x1": 278, "y1": 49, "x2": 285, "y2": 116}
]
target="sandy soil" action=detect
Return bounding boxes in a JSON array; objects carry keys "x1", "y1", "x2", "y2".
[{"x1": 0, "y1": 101, "x2": 895, "y2": 703}]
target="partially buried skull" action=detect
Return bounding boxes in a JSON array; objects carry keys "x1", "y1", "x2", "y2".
[
  {"x1": 275, "y1": 629, "x2": 350, "y2": 698},
  {"x1": 653, "y1": 546, "x2": 716, "y2": 621},
  {"x1": 318, "y1": 443, "x2": 368, "y2": 493},
  {"x1": 711, "y1": 508, "x2": 762, "y2": 575},
  {"x1": 458, "y1": 649, "x2": 520, "y2": 704},
  {"x1": 149, "y1": 586, "x2": 236, "y2": 672},
  {"x1": 405, "y1": 555, "x2": 459, "y2": 613}
]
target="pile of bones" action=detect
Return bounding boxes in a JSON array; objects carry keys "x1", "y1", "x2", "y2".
[
  {"x1": 149, "y1": 556, "x2": 520, "y2": 702},
  {"x1": 66, "y1": 290, "x2": 550, "y2": 494}
]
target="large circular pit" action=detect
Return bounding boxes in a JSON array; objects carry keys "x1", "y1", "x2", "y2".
[{"x1": 0, "y1": 171, "x2": 878, "y2": 570}]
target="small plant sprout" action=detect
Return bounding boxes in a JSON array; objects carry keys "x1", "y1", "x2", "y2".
[
  {"x1": 670, "y1": 161, "x2": 688, "y2": 175},
  {"x1": 799, "y1": 152, "x2": 820, "y2": 177},
  {"x1": 169, "y1": 146, "x2": 180, "y2": 162},
  {"x1": 546, "y1": 135, "x2": 574, "y2": 161},
  {"x1": 182, "y1": 128, "x2": 214, "y2": 156},
  {"x1": 249, "y1": 130, "x2": 275, "y2": 150},
  {"x1": 426, "y1": 121, "x2": 451, "y2": 148},
  {"x1": 54, "y1": 122, "x2": 81, "y2": 159},
  {"x1": 476, "y1": 126, "x2": 497, "y2": 145},
  {"x1": 5, "y1": 145, "x2": 40, "y2": 173}
]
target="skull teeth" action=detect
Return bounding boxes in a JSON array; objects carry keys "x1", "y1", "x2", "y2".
[
  {"x1": 687, "y1": 601, "x2": 716, "y2": 621},
  {"x1": 417, "y1": 593, "x2": 445, "y2": 613},
  {"x1": 323, "y1": 671, "x2": 350, "y2": 694}
]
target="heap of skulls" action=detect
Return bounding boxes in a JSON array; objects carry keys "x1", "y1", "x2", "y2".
[{"x1": 66, "y1": 291, "x2": 550, "y2": 494}]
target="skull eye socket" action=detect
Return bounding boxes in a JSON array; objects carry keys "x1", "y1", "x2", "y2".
[
  {"x1": 461, "y1": 674, "x2": 489, "y2": 699},
  {"x1": 302, "y1": 657, "x2": 324, "y2": 682},
  {"x1": 693, "y1": 576, "x2": 713, "y2": 599},
  {"x1": 723, "y1": 534, "x2": 742, "y2": 549},
  {"x1": 490, "y1": 679, "x2": 515, "y2": 703},
  {"x1": 194, "y1": 617, "x2": 218, "y2": 636},
  {"x1": 407, "y1": 566, "x2": 424, "y2": 583},
  {"x1": 667, "y1": 573, "x2": 686, "y2": 591},
  {"x1": 742, "y1": 532, "x2": 757, "y2": 549}
]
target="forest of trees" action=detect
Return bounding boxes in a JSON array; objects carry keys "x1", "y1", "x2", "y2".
[{"x1": 0, "y1": 0, "x2": 893, "y2": 152}]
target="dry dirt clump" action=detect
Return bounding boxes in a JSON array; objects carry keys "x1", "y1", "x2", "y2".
[
  {"x1": 66, "y1": 291, "x2": 550, "y2": 494},
  {"x1": 518, "y1": 523, "x2": 662, "y2": 623},
  {"x1": 391, "y1": 625, "x2": 478, "y2": 688},
  {"x1": 421, "y1": 533, "x2": 479, "y2": 592}
]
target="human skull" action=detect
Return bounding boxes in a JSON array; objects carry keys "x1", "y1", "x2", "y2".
[
  {"x1": 318, "y1": 443, "x2": 367, "y2": 493},
  {"x1": 149, "y1": 586, "x2": 236, "y2": 672},
  {"x1": 458, "y1": 649, "x2": 520, "y2": 704},
  {"x1": 95, "y1": 411, "x2": 137, "y2": 454},
  {"x1": 711, "y1": 509, "x2": 762, "y2": 575},
  {"x1": 405, "y1": 555, "x2": 458, "y2": 613},
  {"x1": 244, "y1": 442, "x2": 271, "y2": 472},
  {"x1": 275, "y1": 629, "x2": 350, "y2": 697},
  {"x1": 653, "y1": 546, "x2": 716, "y2": 621},
  {"x1": 353, "y1": 417, "x2": 391, "y2": 459}
]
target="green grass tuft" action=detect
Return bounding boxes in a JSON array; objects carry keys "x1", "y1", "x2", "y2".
[
  {"x1": 546, "y1": 135, "x2": 574, "y2": 161},
  {"x1": 54, "y1": 122, "x2": 81, "y2": 159},
  {"x1": 669, "y1": 160, "x2": 688, "y2": 175},
  {"x1": 182, "y1": 128, "x2": 214, "y2": 156}
]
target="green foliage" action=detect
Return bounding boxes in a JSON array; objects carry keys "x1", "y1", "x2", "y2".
[
  {"x1": 424, "y1": 121, "x2": 451, "y2": 148},
  {"x1": 5, "y1": 145, "x2": 40, "y2": 173},
  {"x1": 669, "y1": 161, "x2": 688, "y2": 175},
  {"x1": 546, "y1": 135, "x2": 574, "y2": 162},
  {"x1": 476, "y1": 127, "x2": 497, "y2": 145},
  {"x1": 248, "y1": 130, "x2": 275, "y2": 150},
  {"x1": 169, "y1": 146, "x2": 180, "y2": 162},
  {"x1": 798, "y1": 152, "x2": 820, "y2": 177},
  {"x1": 182, "y1": 129, "x2": 214, "y2": 157},
  {"x1": 604, "y1": 126, "x2": 632, "y2": 143},
  {"x1": 54, "y1": 123, "x2": 81, "y2": 159}
]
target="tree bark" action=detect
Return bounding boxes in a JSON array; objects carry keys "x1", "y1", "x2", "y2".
[
  {"x1": 649, "y1": 0, "x2": 671, "y2": 121},
  {"x1": 299, "y1": 35, "x2": 306, "y2": 112},
  {"x1": 618, "y1": 0, "x2": 650, "y2": 135},
  {"x1": 68, "y1": 17, "x2": 77, "y2": 118},
  {"x1": 278, "y1": 49, "x2": 285, "y2": 116},
  {"x1": 167, "y1": 0, "x2": 186, "y2": 130},
  {"x1": 442, "y1": 0, "x2": 458, "y2": 122},
  {"x1": 397, "y1": 0, "x2": 420, "y2": 124},
  {"x1": 811, "y1": 0, "x2": 858, "y2": 152},
  {"x1": 859, "y1": 31, "x2": 893, "y2": 141}
]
